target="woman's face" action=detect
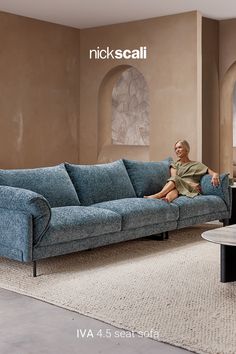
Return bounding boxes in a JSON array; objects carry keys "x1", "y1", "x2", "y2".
[{"x1": 174, "y1": 142, "x2": 188, "y2": 158}]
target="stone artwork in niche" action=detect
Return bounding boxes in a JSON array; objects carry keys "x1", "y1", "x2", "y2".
[{"x1": 112, "y1": 67, "x2": 149, "y2": 145}]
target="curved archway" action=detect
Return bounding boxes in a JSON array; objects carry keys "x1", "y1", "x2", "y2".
[
  {"x1": 220, "y1": 61, "x2": 236, "y2": 175},
  {"x1": 97, "y1": 65, "x2": 150, "y2": 163}
]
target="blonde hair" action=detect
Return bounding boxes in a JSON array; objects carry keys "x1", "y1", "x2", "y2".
[{"x1": 174, "y1": 140, "x2": 190, "y2": 153}]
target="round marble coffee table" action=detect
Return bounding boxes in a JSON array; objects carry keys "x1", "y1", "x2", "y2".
[{"x1": 202, "y1": 225, "x2": 236, "y2": 283}]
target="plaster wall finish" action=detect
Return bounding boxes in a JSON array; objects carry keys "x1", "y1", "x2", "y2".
[
  {"x1": 233, "y1": 84, "x2": 236, "y2": 147},
  {"x1": 219, "y1": 19, "x2": 236, "y2": 81},
  {"x1": 219, "y1": 19, "x2": 236, "y2": 174},
  {"x1": 202, "y1": 18, "x2": 219, "y2": 171},
  {"x1": 0, "y1": 11, "x2": 80, "y2": 168},
  {"x1": 80, "y1": 11, "x2": 202, "y2": 164}
]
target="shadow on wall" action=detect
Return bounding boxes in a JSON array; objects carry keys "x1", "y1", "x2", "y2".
[
  {"x1": 97, "y1": 65, "x2": 150, "y2": 163},
  {"x1": 220, "y1": 60, "x2": 236, "y2": 176}
]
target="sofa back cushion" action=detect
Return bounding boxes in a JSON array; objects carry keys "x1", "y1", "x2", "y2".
[
  {"x1": 65, "y1": 160, "x2": 136, "y2": 206},
  {"x1": 0, "y1": 164, "x2": 80, "y2": 208},
  {"x1": 123, "y1": 158, "x2": 172, "y2": 197}
]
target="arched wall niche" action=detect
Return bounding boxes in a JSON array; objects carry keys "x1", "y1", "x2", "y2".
[
  {"x1": 220, "y1": 60, "x2": 236, "y2": 175},
  {"x1": 97, "y1": 65, "x2": 150, "y2": 163}
]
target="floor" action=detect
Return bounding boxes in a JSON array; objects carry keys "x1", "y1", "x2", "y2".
[{"x1": 0, "y1": 288, "x2": 193, "y2": 354}]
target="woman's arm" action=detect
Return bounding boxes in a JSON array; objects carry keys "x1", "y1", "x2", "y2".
[
  {"x1": 208, "y1": 168, "x2": 220, "y2": 187},
  {"x1": 170, "y1": 167, "x2": 176, "y2": 177}
]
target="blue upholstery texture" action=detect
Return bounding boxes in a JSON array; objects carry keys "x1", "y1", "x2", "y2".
[
  {"x1": 172, "y1": 195, "x2": 227, "y2": 220},
  {"x1": 65, "y1": 160, "x2": 136, "y2": 206},
  {"x1": 0, "y1": 242, "x2": 25, "y2": 262},
  {"x1": 177, "y1": 211, "x2": 230, "y2": 229},
  {"x1": 0, "y1": 186, "x2": 51, "y2": 245},
  {"x1": 200, "y1": 173, "x2": 230, "y2": 209},
  {"x1": 123, "y1": 158, "x2": 172, "y2": 197},
  {"x1": 92, "y1": 198, "x2": 179, "y2": 230},
  {"x1": 33, "y1": 220, "x2": 178, "y2": 260},
  {"x1": 0, "y1": 158, "x2": 231, "y2": 268},
  {"x1": 0, "y1": 209, "x2": 33, "y2": 262},
  {"x1": 38, "y1": 206, "x2": 121, "y2": 246},
  {"x1": 0, "y1": 164, "x2": 80, "y2": 208}
]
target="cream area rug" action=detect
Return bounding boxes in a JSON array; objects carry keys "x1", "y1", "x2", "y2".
[{"x1": 0, "y1": 223, "x2": 236, "y2": 354}]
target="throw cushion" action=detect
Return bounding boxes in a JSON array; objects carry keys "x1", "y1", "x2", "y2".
[
  {"x1": 0, "y1": 164, "x2": 80, "y2": 208},
  {"x1": 65, "y1": 160, "x2": 136, "y2": 206},
  {"x1": 123, "y1": 158, "x2": 172, "y2": 197}
]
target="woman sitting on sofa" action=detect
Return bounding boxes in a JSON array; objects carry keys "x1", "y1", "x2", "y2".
[{"x1": 144, "y1": 139, "x2": 220, "y2": 202}]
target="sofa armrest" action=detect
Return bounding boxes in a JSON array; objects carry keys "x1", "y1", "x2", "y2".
[
  {"x1": 200, "y1": 173, "x2": 231, "y2": 210},
  {"x1": 0, "y1": 186, "x2": 51, "y2": 246}
]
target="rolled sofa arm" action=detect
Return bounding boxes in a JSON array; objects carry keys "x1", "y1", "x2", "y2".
[
  {"x1": 0, "y1": 185, "x2": 51, "y2": 246},
  {"x1": 200, "y1": 173, "x2": 231, "y2": 210}
]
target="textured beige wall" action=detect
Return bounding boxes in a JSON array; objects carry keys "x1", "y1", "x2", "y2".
[
  {"x1": 202, "y1": 18, "x2": 219, "y2": 171},
  {"x1": 219, "y1": 19, "x2": 236, "y2": 174},
  {"x1": 0, "y1": 11, "x2": 80, "y2": 168},
  {"x1": 219, "y1": 19, "x2": 236, "y2": 80},
  {"x1": 0, "y1": 10, "x2": 205, "y2": 168},
  {"x1": 80, "y1": 11, "x2": 202, "y2": 164}
]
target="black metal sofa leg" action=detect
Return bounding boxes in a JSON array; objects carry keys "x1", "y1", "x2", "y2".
[
  {"x1": 148, "y1": 232, "x2": 169, "y2": 240},
  {"x1": 223, "y1": 219, "x2": 229, "y2": 227},
  {"x1": 164, "y1": 231, "x2": 169, "y2": 239},
  {"x1": 33, "y1": 261, "x2": 37, "y2": 277}
]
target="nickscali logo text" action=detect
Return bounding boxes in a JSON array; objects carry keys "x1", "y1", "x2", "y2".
[{"x1": 89, "y1": 46, "x2": 147, "y2": 60}]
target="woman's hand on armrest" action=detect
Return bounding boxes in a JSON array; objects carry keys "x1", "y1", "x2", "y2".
[
  {"x1": 207, "y1": 168, "x2": 220, "y2": 187},
  {"x1": 200, "y1": 173, "x2": 231, "y2": 210}
]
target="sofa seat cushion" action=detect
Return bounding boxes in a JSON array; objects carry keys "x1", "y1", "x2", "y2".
[
  {"x1": 92, "y1": 198, "x2": 179, "y2": 230},
  {"x1": 172, "y1": 195, "x2": 228, "y2": 220},
  {"x1": 38, "y1": 206, "x2": 121, "y2": 246},
  {"x1": 123, "y1": 158, "x2": 172, "y2": 197},
  {"x1": 65, "y1": 160, "x2": 136, "y2": 206},
  {"x1": 0, "y1": 164, "x2": 80, "y2": 208}
]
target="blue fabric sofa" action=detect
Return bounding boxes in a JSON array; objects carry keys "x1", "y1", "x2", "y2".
[{"x1": 0, "y1": 159, "x2": 231, "y2": 276}]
